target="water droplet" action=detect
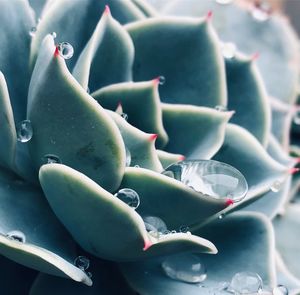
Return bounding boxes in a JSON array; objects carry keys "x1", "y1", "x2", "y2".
[
  {"x1": 163, "y1": 160, "x2": 248, "y2": 202},
  {"x1": 6, "y1": 230, "x2": 26, "y2": 243},
  {"x1": 29, "y1": 27, "x2": 37, "y2": 37},
  {"x1": 43, "y1": 154, "x2": 61, "y2": 164},
  {"x1": 57, "y1": 42, "x2": 74, "y2": 59},
  {"x1": 16, "y1": 120, "x2": 33, "y2": 143},
  {"x1": 171, "y1": 230, "x2": 177, "y2": 234},
  {"x1": 215, "y1": 105, "x2": 228, "y2": 112},
  {"x1": 115, "y1": 188, "x2": 140, "y2": 209},
  {"x1": 86, "y1": 87, "x2": 90, "y2": 94},
  {"x1": 229, "y1": 272, "x2": 263, "y2": 294},
  {"x1": 251, "y1": 1, "x2": 271, "y2": 22},
  {"x1": 134, "y1": 165, "x2": 140, "y2": 168},
  {"x1": 273, "y1": 285, "x2": 288, "y2": 295},
  {"x1": 143, "y1": 216, "x2": 167, "y2": 233},
  {"x1": 179, "y1": 225, "x2": 190, "y2": 233},
  {"x1": 161, "y1": 254, "x2": 207, "y2": 283},
  {"x1": 74, "y1": 256, "x2": 90, "y2": 271},
  {"x1": 221, "y1": 43, "x2": 236, "y2": 59},
  {"x1": 121, "y1": 112, "x2": 128, "y2": 121},
  {"x1": 293, "y1": 110, "x2": 300, "y2": 125},
  {"x1": 52, "y1": 32, "x2": 57, "y2": 39},
  {"x1": 215, "y1": 0, "x2": 232, "y2": 4},
  {"x1": 125, "y1": 147, "x2": 131, "y2": 167},
  {"x1": 159, "y1": 76, "x2": 166, "y2": 85},
  {"x1": 219, "y1": 213, "x2": 225, "y2": 219},
  {"x1": 87, "y1": 271, "x2": 93, "y2": 279},
  {"x1": 270, "y1": 180, "x2": 282, "y2": 193}
]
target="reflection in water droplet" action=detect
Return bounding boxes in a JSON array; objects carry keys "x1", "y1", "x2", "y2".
[
  {"x1": 219, "y1": 213, "x2": 225, "y2": 219},
  {"x1": 293, "y1": 110, "x2": 300, "y2": 125},
  {"x1": 270, "y1": 180, "x2": 282, "y2": 193},
  {"x1": 74, "y1": 256, "x2": 90, "y2": 271},
  {"x1": 57, "y1": 42, "x2": 74, "y2": 59},
  {"x1": 273, "y1": 285, "x2": 288, "y2": 295},
  {"x1": 229, "y1": 272, "x2": 263, "y2": 294},
  {"x1": 121, "y1": 113, "x2": 128, "y2": 121},
  {"x1": 143, "y1": 216, "x2": 167, "y2": 235},
  {"x1": 17, "y1": 120, "x2": 33, "y2": 143},
  {"x1": 125, "y1": 147, "x2": 131, "y2": 167},
  {"x1": 43, "y1": 154, "x2": 61, "y2": 164},
  {"x1": 215, "y1": 0, "x2": 232, "y2": 4},
  {"x1": 163, "y1": 160, "x2": 248, "y2": 203},
  {"x1": 221, "y1": 43, "x2": 236, "y2": 59},
  {"x1": 29, "y1": 27, "x2": 37, "y2": 37},
  {"x1": 179, "y1": 225, "x2": 190, "y2": 233},
  {"x1": 251, "y1": 1, "x2": 271, "y2": 22},
  {"x1": 115, "y1": 188, "x2": 140, "y2": 209},
  {"x1": 215, "y1": 105, "x2": 228, "y2": 112},
  {"x1": 6, "y1": 230, "x2": 26, "y2": 243},
  {"x1": 159, "y1": 76, "x2": 166, "y2": 85},
  {"x1": 162, "y1": 254, "x2": 207, "y2": 283}
]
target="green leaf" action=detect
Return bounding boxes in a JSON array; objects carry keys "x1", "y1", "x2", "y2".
[
  {"x1": 72, "y1": 10, "x2": 134, "y2": 93},
  {"x1": 0, "y1": 0, "x2": 35, "y2": 124},
  {"x1": 0, "y1": 177, "x2": 91, "y2": 285},
  {"x1": 225, "y1": 53, "x2": 271, "y2": 146},
  {"x1": 39, "y1": 164, "x2": 216, "y2": 261},
  {"x1": 30, "y1": 0, "x2": 144, "y2": 69},
  {"x1": 28, "y1": 35, "x2": 125, "y2": 191},
  {"x1": 120, "y1": 212, "x2": 276, "y2": 294},
  {"x1": 0, "y1": 72, "x2": 16, "y2": 170},
  {"x1": 108, "y1": 110, "x2": 163, "y2": 172},
  {"x1": 92, "y1": 80, "x2": 168, "y2": 148},
  {"x1": 126, "y1": 17, "x2": 227, "y2": 107},
  {"x1": 121, "y1": 167, "x2": 229, "y2": 229},
  {"x1": 131, "y1": 0, "x2": 157, "y2": 17},
  {"x1": 162, "y1": 104, "x2": 232, "y2": 159},
  {"x1": 157, "y1": 150, "x2": 185, "y2": 169}
]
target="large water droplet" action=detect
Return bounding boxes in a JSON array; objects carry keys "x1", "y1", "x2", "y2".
[
  {"x1": 270, "y1": 180, "x2": 282, "y2": 193},
  {"x1": 163, "y1": 160, "x2": 248, "y2": 202},
  {"x1": 57, "y1": 42, "x2": 74, "y2": 59},
  {"x1": 74, "y1": 256, "x2": 90, "y2": 271},
  {"x1": 125, "y1": 147, "x2": 131, "y2": 167},
  {"x1": 143, "y1": 216, "x2": 167, "y2": 233},
  {"x1": 273, "y1": 285, "x2": 288, "y2": 295},
  {"x1": 215, "y1": 0, "x2": 232, "y2": 4},
  {"x1": 115, "y1": 188, "x2": 140, "y2": 209},
  {"x1": 29, "y1": 27, "x2": 37, "y2": 37},
  {"x1": 6, "y1": 230, "x2": 26, "y2": 243},
  {"x1": 293, "y1": 110, "x2": 300, "y2": 125},
  {"x1": 221, "y1": 43, "x2": 236, "y2": 59},
  {"x1": 251, "y1": 1, "x2": 271, "y2": 22},
  {"x1": 43, "y1": 154, "x2": 61, "y2": 164},
  {"x1": 162, "y1": 254, "x2": 207, "y2": 283},
  {"x1": 229, "y1": 272, "x2": 263, "y2": 294},
  {"x1": 17, "y1": 120, "x2": 33, "y2": 143},
  {"x1": 159, "y1": 76, "x2": 166, "y2": 85}
]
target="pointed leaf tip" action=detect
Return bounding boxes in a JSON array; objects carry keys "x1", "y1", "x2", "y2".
[
  {"x1": 226, "y1": 199, "x2": 234, "y2": 206},
  {"x1": 54, "y1": 46, "x2": 59, "y2": 57},
  {"x1": 289, "y1": 167, "x2": 300, "y2": 175},
  {"x1": 251, "y1": 52, "x2": 260, "y2": 61},
  {"x1": 104, "y1": 5, "x2": 111, "y2": 15},
  {"x1": 143, "y1": 240, "x2": 153, "y2": 251},
  {"x1": 179, "y1": 155, "x2": 186, "y2": 161},
  {"x1": 148, "y1": 134, "x2": 158, "y2": 142},
  {"x1": 206, "y1": 10, "x2": 213, "y2": 21}
]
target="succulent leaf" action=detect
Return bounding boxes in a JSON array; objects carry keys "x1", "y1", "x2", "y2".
[
  {"x1": 157, "y1": 150, "x2": 185, "y2": 169},
  {"x1": 126, "y1": 17, "x2": 227, "y2": 107}
]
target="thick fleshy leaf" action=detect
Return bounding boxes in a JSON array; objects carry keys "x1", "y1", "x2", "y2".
[
  {"x1": 30, "y1": 0, "x2": 144, "y2": 69},
  {"x1": 157, "y1": 150, "x2": 185, "y2": 169},
  {"x1": 121, "y1": 167, "x2": 229, "y2": 230},
  {"x1": 108, "y1": 111, "x2": 162, "y2": 172},
  {"x1": 131, "y1": 0, "x2": 157, "y2": 17},
  {"x1": 162, "y1": 104, "x2": 232, "y2": 159},
  {"x1": 126, "y1": 17, "x2": 227, "y2": 107},
  {"x1": 28, "y1": 35, "x2": 125, "y2": 191},
  {"x1": 120, "y1": 212, "x2": 276, "y2": 294},
  {"x1": 0, "y1": 72, "x2": 16, "y2": 170},
  {"x1": 225, "y1": 53, "x2": 271, "y2": 146},
  {"x1": 163, "y1": 0, "x2": 300, "y2": 104},
  {"x1": 72, "y1": 9, "x2": 134, "y2": 92},
  {"x1": 92, "y1": 80, "x2": 168, "y2": 147},
  {"x1": 0, "y1": 0, "x2": 35, "y2": 124},
  {"x1": 273, "y1": 204, "x2": 300, "y2": 279},
  {"x1": 39, "y1": 164, "x2": 216, "y2": 261},
  {"x1": 30, "y1": 260, "x2": 135, "y2": 295},
  {"x1": 0, "y1": 177, "x2": 91, "y2": 285}
]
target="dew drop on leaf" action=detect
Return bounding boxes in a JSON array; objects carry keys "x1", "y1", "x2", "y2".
[
  {"x1": 215, "y1": 105, "x2": 228, "y2": 112},
  {"x1": 121, "y1": 112, "x2": 128, "y2": 121},
  {"x1": 159, "y1": 76, "x2": 166, "y2": 85},
  {"x1": 29, "y1": 27, "x2": 36, "y2": 37},
  {"x1": 6, "y1": 230, "x2": 26, "y2": 243},
  {"x1": 125, "y1": 147, "x2": 131, "y2": 167},
  {"x1": 273, "y1": 285, "x2": 289, "y2": 295},
  {"x1": 52, "y1": 32, "x2": 57, "y2": 39},
  {"x1": 270, "y1": 180, "x2": 282, "y2": 193},
  {"x1": 143, "y1": 216, "x2": 167, "y2": 233},
  {"x1": 57, "y1": 42, "x2": 74, "y2": 59},
  {"x1": 43, "y1": 154, "x2": 61, "y2": 164},
  {"x1": 229, "y1": 272, "x2": 263, "y2": 294},
  {"x1": 251, "y1": 1, "x2": 271, "y2": 22},
  {"x1": 161, "y1": 254, "x2": 207, "y2": 283},
  {"x1": 74, "y1": 256, "x2": 90, "y2": 271},
  {"x1": 16, "y1": 120, "x2": 33, "y2": 143},
  {"x1": 221, "y1": 43, "x2": 236, "y2": 59},
  {"x1": 115, "y1": 188, "x2": 140, "y2": 209}
]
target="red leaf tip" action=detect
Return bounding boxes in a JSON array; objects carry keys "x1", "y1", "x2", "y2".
[
  {"x1": 289, "y1": 167, "x2": 300, "y2": 175},
  {"x1": 206, "y1": 10, "x2": 213, "y2": 22},
  {"x1": 251, "y1": 52, "x2": 260, "y2": 61},
  {"x1": 143, "y1": 240, "x2": 152, "y2": 251},
  {"x1": 54, "y1": 46, "x2": 59, "y2": 57},
  {"x1": 178, "y1": 155, "x2": 186, "y2": 161},
  {"x1": 104, "y1": 5, "x2": 111, "y2": 15},
  {"x1": 149, "y1": 134, "x2": 158, "y2": 142},
  {"x1": 153, "y1": 76, "x2": 160, "y2": 85},
  {"x1": 225, "y1": 199, "x2": 234, "y2": 206}
]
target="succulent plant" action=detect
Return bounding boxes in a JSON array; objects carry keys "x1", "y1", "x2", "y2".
[{"x1": 1, "y1": 0, "x2": 300, "y2": 294}]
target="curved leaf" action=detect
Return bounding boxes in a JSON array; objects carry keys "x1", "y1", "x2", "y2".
[
  {"x1": 0, "y1": 177, "x2": 91, "y2": 285},
  {"x1": 28, "y1": 35, "x2": 125, "y2": 191},
  {"x1": 121, "y1": 167, "x2": 229, "y2": 230},
  {"x1": 92, "y1": 80, "x2": 168, "y2": 147},
  {"x1": 30, "y1": 0, "x2": 144, "y2": 69},
  {"x1": 0, "y1": 0, "x2": 35, "y2": 124},
  {"x1": 126, "y1": 17, "x2": 227, "y2": 107},
  {"x1": 162, "y1": 104, "x2": 232, "y2": 159},
  {"x1": 225, "y1": 52, "x2": 271, "y2": 146},
  {"x1": 120, "y1": 212, "x2": 276, "y2": 294},
  {"x1": 72, "y1": 9, "x2": 134, "y2": 92},
  {"x1": 108, "y1": 110, "x2": 163, "y2": 172},
  {"x1": 157, "y1": 150, "x2": 185, "y2": 169},
  {"x1": 131, "y1": 0, "x2": 157, "y2": 17}
]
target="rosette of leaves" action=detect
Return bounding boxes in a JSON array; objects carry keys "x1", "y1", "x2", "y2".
[{"x1": 0, "y1": 0, "x2": 299, "y2": 294}]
